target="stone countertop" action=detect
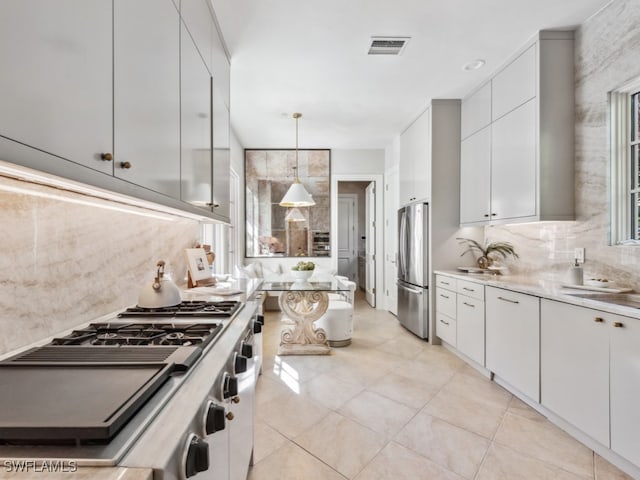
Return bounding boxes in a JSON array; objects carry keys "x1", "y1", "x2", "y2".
[
  {"x1": 434, "y1": 270, "x2": 640, "y2": 320},
  {"x1": 0, "y1": 467, "x2": 151, "y2": 479}
]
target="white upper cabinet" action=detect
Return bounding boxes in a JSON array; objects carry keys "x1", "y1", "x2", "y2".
[
  {"x1": 461, "y1": 82, "x2": 491, "y2": 140},
  {"x1": 180, "y1": 19, "x2": 212, "y2": 206},
  {"x1": 180, "y1": 0, "x2": 214, "y2": 74},
  {"x1": 459, "y1": 31, "x2": 575, "y2": 226},
  {"x1": 0, "y1": 0, "x2": 230, "y2": 220},
  {"x1": 0, "y1": 0, "x2": 113, "y2": 175},
  {"x1": 211, "y1": 26, "x2": 231, "y2": 109},
  {"x1": 491, "y1": 45, "x2": 536, "y2": 121},
  {"x1": 114, "y1": 0, "x2": 181, "y2": 198},
  {"x1": 460, "y1": 125, "x2": 491, "y2": 224},
  {"x1": 399, "y1": 108, "x2": 431, "y2": 205},
  {"x1": 490, "y1": 98, "x2": 537, "y2": 220},
  {"x1": 212, "y1": 86, "x2": 231, "y2": 220}
]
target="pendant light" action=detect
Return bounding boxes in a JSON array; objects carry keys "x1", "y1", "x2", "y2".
[
  {"x1": 279, "y1": 113, "x2": 315, "y2": 207},
  {"x1": 285, "y1": 207, "x2": 306, "y2": 222}
]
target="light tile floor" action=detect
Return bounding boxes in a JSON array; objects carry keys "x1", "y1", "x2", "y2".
[{"x1": 249, "y1": 292, "x2": 634, "y2": 480}]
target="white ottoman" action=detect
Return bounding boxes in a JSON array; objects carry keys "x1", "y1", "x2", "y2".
[{"x1": 314, "y1": 299, "x2": 353, "y2": 347}]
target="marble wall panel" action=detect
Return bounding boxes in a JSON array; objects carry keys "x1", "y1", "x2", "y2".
[
  {"x1": 486, "y1": 0, "x2": 640, "y2": 289},
  {"x1": 266, "y1": 151, "x2": 295, "y2": 178},
  {"x1": 308, "y1": 150, "x2": 330, "y2": 177},
  {"x1": 0, "y1": 176, "x2": 200, "y2": 355}
]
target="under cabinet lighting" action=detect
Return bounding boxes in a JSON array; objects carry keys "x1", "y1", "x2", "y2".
[{"x1": 0, "y1": 159, "x2": 215, "y2": 222}]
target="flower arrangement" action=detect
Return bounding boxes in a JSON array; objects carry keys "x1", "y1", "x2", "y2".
[{"x1": 456, "y1": 238, "x2": 519, "y2": 269}]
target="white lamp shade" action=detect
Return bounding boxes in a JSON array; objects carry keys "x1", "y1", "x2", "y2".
[
  {"x1": 279, "y1": 180, "x2": 315, "y2": 207},
  {"x1": 285, "y1": 207, "x2": 306, "y2": 222}
]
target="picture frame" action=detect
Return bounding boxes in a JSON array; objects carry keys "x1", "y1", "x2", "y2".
[{"x1": 185, "y1": 247, "x2": 212, "y2": 282}]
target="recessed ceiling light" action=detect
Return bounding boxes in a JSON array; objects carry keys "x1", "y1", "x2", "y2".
[{"x1": 462, "y1": 59, "x2": 486, "y2": 71}]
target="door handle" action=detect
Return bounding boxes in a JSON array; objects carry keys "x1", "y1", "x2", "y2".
[
  {"x1": 397, "y1": 281, "x2": 422, "y2": 294},
  {"x1": 497, "y1": 296, "x2": 519, "y2": 304}
]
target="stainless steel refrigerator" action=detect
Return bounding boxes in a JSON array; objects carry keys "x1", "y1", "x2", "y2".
[{"x1": 397, "y1": 203, "x2": 429, "y2": 339}]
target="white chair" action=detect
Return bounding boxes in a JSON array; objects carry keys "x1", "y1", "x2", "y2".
[{"x1": 314, "y1": 279, "x2": 356, "y2": 347}]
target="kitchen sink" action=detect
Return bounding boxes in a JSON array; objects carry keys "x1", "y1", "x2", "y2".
[{"x1": 565, "y1": 292, "x2": 640, "y2": 309}]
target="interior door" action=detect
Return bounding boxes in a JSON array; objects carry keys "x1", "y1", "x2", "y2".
[
  {"x1": 365, "y1": 183, "x2": 376, "y2": 307},
  {"x1": 337, "y1": 194, "x2": 357, "y2": 281}
]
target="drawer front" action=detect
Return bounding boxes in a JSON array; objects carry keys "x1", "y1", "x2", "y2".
[
  {"x1": 436, "y1": 313, "x2": 456, "y2": 346},
  {"x1": 435, "y1": 288, "x2": 456, "y2": 318},
  {"x1": 435, "y1": 275, "x2": 457, "y2": 291},
  {"x1": 457, "y1": 279, "x2": 484, "y2": 300}
]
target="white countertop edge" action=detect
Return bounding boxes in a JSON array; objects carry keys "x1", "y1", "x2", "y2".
[{"x1": 434, "y1": 270, "x2": 640, "y2": 320}]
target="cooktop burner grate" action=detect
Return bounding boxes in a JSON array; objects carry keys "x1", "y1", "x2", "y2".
[
  {"x1": 118, "y1": 300, "x2": 241, "y2": 318},
  {"x1": 50, "y1": 322, "x2": 224, "y2": 347}
]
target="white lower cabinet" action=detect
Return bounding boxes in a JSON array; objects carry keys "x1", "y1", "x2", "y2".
[
  {"x1": 610, "y1": 315, "x2": 640, "y2": 466},
  {"x1": 435, "y1": 276, "x2": 485, "y2": 364},
  {"x1": 435, "y1": 284, "x2": 457, "y2": 346},
  {"x1": 540, "y1": 299, "x2": 609, "y2": 446},
  {"x1": 436, "y1": 313, "x2": 456, "y2": 347},
  {"x1": 486, "y1": 286, "x2": 540, "y2": 401},
  {"x1": 436, "y1": 274, "x2": 640, "y2": 473},
  {"x1": 457, "y1": 295, "x2": 484, "y2": 366}
]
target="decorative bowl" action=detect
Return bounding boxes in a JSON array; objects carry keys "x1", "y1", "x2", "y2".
[{"x1": 291, "y1": 269, "x2": 313, "y2": 281}]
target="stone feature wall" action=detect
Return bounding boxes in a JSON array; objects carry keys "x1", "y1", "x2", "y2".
[
  {"x1": 486, "y1": 0, "x2": 640, "y2": 289},
  {"x1": 0, "y1": 176, "x2": 200, "y2": 355}
]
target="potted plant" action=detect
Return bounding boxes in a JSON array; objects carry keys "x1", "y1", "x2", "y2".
[
  {"x1": 456, "y1": 238, "x2": 519, "y2": 269},
  {"x1": 291, "y1": 261, "x2": 315, "y2": 281}
]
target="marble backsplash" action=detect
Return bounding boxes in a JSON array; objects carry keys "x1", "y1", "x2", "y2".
[
  {"x1": 485, "y1": 0, "x2": 640, "y2": 290},
  {"x1": 0, "y1": 175, "x2": 200, "y2": 355}
]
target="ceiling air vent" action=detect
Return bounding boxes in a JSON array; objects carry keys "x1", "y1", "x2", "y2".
[{"x1": 368, "y1": 36, "x2": 410, "y2": 55}]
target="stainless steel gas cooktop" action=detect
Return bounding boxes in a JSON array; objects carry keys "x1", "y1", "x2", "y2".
[{"x1": 0, "y1": 321, "x2": 225, "y2": 444}]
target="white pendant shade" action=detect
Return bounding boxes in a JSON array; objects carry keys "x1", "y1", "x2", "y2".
[
  {"x1": 285, "y1": 207, "x2": 306, "y2": 222},
  {"x1": 279, "y1": 112, "x2": 316, "y2": 207},
  {"x1": 280, "y1": 180, "x2": 315, "y2": 207}
]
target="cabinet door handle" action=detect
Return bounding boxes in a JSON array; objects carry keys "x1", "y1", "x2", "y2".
[
  {"x1": 462, "y1": 302, "x2": 475, "y2": 308},
  {"x1": 439, "y1": 319, "x2": 450, "y2": 326},
  {"x1": 613, "y1": 321, "x2": 624, "y2": 328},
  {"x1": 462, "y1": 287, "x2": 475, "y2": 292},
  {"x1": 440, "y1": 281, "x2": 450, "y2": 285},
  {"x1": 120, "y1": 161, "x2": 132, "y2": 169},
  {"x1": 100, "y1": 152, "x2": 113, "y2": 161},
  {"x1": 484, "y1": 214, "x2": 490, "y2": 218},
  {"x1": 491, "y1": 213, "x2": 497, "y2": 216},
  {"x1": 497, "y1": 296, "x2": 519, "y2": 304},
  {"x1": 594, "y1": 317, "x2": 604, "y2": 323},
  {"x1": 439, "y1": 294, "x2": 450, "y2": 299}
]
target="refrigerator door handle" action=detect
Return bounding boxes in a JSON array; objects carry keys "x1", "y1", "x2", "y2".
[
  {"x1": 396, "y1": 281, "x2": 422, "y2": 294},
  {"x1": 398, "y1": 210, "x2": 407, "y2": 278}
]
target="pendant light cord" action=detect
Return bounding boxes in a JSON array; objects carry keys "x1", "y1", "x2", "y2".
[{"x1": 293, "y1": 112, "x2": 302, "y2": 182}]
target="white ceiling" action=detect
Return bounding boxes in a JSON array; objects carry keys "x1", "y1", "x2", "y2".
[{"x1": 211, "y1": 0, "x2": 612, "y2": 150}]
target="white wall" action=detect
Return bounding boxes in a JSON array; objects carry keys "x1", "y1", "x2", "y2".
[
  {"x1": 331, "y1": 149, "x2": 385, "y2": 175},
  {"x1": 385, "y1": 136, "x2": 400, "y2": 171}
]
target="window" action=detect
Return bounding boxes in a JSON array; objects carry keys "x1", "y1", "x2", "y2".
[{"x1": 609, "y1": 84, "x2": 640, "y2": 244}]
